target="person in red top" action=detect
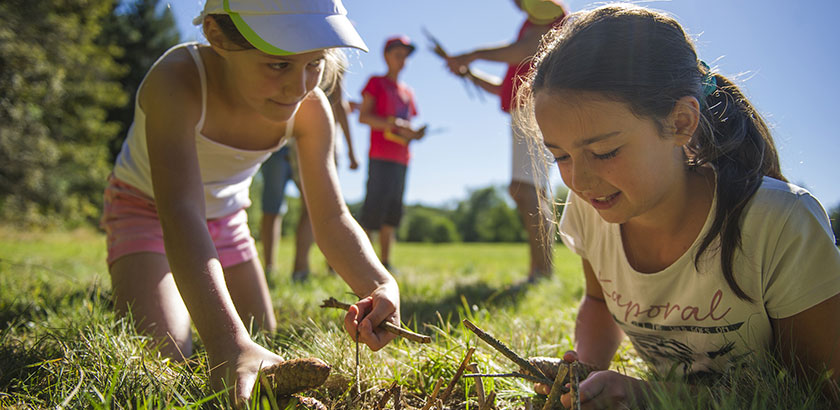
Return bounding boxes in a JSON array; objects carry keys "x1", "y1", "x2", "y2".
[
  {"x1": 446, "y1": 0, "x2": 568, "y2": 282},
  {"x1": 359, "y1": 36, "x2": 426, "y2": 270}
]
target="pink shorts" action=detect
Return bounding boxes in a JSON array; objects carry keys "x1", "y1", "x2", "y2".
[{"x1": 101, "y1": 176, "x2": 258, "y2": 268}]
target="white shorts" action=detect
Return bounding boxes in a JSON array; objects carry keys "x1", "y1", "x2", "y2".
[{"x1": 510, "y1": 110, "x2": 551, "y2": 188}]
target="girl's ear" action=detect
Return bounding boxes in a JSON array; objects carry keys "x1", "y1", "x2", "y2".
[
  {"x1": 203, "y1": 16, "x2": 228, "y2": 56},
  {"x1": 669, "y1": 96, "x2": 700, "y2": 146}
]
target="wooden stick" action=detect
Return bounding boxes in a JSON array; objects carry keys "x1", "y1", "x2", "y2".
[
  {"x1": 463, "y1": 372, "x2": 547, "y2": 385},
  {"x1": 466, "y1": 363, "x2": 485, "y2": 407},
  {"x1": 321, "y1": 297, "x2": 432, "y2": 343},
  {"x1": 354, "y1": 328, "x2": 361, "y2": 397},
  {"x1": 393, "y1": 384, "x2": 402, "y2": 410},
  {"x1": 420, "y1": 377, "x2": 444, "y2": 410},
  {"x1": 462, "y1": 319, "x2": 552, "y2": 384},
  {"x1": 374, "y1": 381, "x2": 398, "y2": 410},
  {"x1": 440, "y1": 347, "x2": 475, "y2": 402},
  {"x1": 479, "y1": 391, "x2": 496, "y2": 410},
  {"x1": 542, "y1": 362, "x2": 569, "y2": 410},
  {"x1": 571, "y1": 362, "x2": 581, "y2": 410}
]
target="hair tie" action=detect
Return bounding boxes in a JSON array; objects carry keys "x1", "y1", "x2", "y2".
[{"x1": 700, "y1": 61, "x2": 717, "y2": 98}]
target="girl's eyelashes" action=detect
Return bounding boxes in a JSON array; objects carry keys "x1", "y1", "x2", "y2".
[
  {"x1": 552, "y1": 147, "x2": 620, "y2": 163},
  {"x1": 307, "y1": 58, "x2": 325, "y2": 68},
  {"x1": 553, "y1": 153, "x2": 570, "y2": 163},
  {"x1": 268, "y1": 62, "x2": 290, "y2": 71},
  {"x1": 594, "y1": 147, "x2": 620, "y2": 160}
]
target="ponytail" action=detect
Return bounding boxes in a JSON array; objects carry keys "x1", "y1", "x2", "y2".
[{"x1": 690, "y1": 73, "x2": 785, "y2": 301}]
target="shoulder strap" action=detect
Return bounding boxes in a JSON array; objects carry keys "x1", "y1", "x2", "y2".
[{"x1": 185, "y1": 43, "x2": 208, "y2": 133}]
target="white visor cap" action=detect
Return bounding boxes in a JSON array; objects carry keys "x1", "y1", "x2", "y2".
[{"x1": 194, "y1": 0, "x2": 368, "y2": 55}]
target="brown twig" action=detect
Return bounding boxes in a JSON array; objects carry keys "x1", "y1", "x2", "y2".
[
  {"x1": 462, "y1": 319, "x2": 552, "y2": 385},
  {"x1": 393, "y1": 384, "x2": 402, "y2": 410},
  {"x1": 466, "y1": 363, "x2": 485, "y2": 407},
  {"x1": 420, "y1": 377, "x2": 444, "y2": 410},
  {"x1": 321, "y1": 297, "x2": 431, "y2": 343},
  {"x1": 374, "y1": 381, "x2": 398, "y2": 410},
  {"x1": 479, "y1": 391, "x2": 497, "y2": 410},
  {"x1": 354, "y1": 328, "x2": 361, "y2": 398},
  {"x1": 463, "y1": 372, "x2": 547, "y2": 385},
  {"x1": 542, "y1": 362, "x2": 569, "y2": 410},
  {"x1": 571, "y1": 362, "x2": 581, "y2": 410},
  {"x1": 440, "y1": 347, "x2": 475, "y2": 402}
]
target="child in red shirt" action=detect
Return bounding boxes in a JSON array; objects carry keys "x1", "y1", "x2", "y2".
[{"x1": 358, "y1": 36, "x2": 425, "y2": 270}]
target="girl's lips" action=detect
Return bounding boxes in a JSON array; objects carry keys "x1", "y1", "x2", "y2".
[
  {"x1": 589, "y1": 192, "x2": 621, "y2": 210},
  {"x1": 269, "y1": 99, "x2": 298, "y2": 107}
]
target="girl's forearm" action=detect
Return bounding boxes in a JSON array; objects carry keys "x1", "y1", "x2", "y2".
[
  {"x1": 574, "y1": 295, "x2": 624, "y2": 370},
  {"x1": 312, "y1": 211, "x2": 395, "y2": 296}
]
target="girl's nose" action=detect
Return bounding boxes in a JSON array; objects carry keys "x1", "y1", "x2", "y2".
[
  {"x1": 568, "y1": 158, "x2": 596, "y2": 193},
  {"x1": 285, "y1": 69, "x2": 308, "y2": 100}
]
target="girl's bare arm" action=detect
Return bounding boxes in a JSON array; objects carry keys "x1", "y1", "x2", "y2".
[
  {"x1": 293, "y1": 88, "x2": 399, "y2": 350},
  {"x1": 575, "y1": 258, "x2": 625, "y2": 370}
]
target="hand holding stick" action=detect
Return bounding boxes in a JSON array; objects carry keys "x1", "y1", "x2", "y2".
[{"x1": 320, "y1": 297, "x2": 431, "y2": 343}]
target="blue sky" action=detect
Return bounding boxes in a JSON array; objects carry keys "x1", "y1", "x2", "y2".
[{"x1": 168, "y1": 0, "x2": 840, "y2": 211}]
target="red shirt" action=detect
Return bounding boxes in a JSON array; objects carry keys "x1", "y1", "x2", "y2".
[
  {"x1": 362, "y1": 75, "x2": 418, "y2": 165},
  {"x1": 500, "y1": 16, "x2": 565, "y2": 113}
]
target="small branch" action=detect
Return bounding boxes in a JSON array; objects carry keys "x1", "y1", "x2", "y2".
[
  {"x1": 479, "y1": 391, "x2": 496, "y2": 410},
  {"x1": 466, "y1": 363, "x2": 485, "y2": 407},
  {"x1": 464, "y1": 372, "x2": 546, "y2": 385},
  {"x1": 393, "y1": 384, "x2": 402, "y2": 410},
  {"x1": 462, "y1": 319, "x2": 552, "y2": 384},
  {"x1": 571, "y1": 362, "x2": 581, "y2": 410},
  {"x1": 542, "y1": 362, "x2": 569, "y2": 410},
  {"x1": 321, "y1": 297, "x2": 431, "y2": 343},
  {"x1": 440, "y1": 347, "x2": 475, "y2": 402},
  {"x1": 420, "y1": 377, "x2": 444, "y2": 410},
  {"x1": 374, "y1": 381, "x2": 398, "y2": 410}
]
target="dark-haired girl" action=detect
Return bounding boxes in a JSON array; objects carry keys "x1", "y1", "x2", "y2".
[{"x1": 520, "y1": 3, "x2": 840, "y2": 407}]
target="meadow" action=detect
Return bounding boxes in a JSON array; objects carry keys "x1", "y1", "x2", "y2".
[{"x1": 0, "y1": 227, "x2": 833, "y2": 409}]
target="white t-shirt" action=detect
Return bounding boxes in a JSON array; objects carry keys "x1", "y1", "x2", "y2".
[{"x1": 559, "y1": 177, "x2": 840, "y2": 377}]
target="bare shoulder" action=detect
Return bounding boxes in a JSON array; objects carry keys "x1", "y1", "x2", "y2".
[
  {"x1": 138, "y1": 46, "x2": 203, "y2": 126},
  {"x1": 294, "y1": 87, "x2": 334, "y2": 137}
]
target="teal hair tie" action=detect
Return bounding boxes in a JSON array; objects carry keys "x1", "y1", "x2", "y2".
[{"x1": 700, "y1": 61, "x2": 717, "y2": 98}]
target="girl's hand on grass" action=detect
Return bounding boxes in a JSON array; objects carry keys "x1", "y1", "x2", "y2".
[
  {"x1": 208, "y1": 340, "x2": 284, "y2": 407},
  {"x1": 343, "y1": 283, "x2": 400, "y2": 351},
  {"x1": 560, "y1": 369, "x2": 645, "y2": 410}
]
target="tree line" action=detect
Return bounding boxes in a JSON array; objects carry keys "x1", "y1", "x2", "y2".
[
  {"x1": 0, "y1": 0, "x2": 179, "y2": 227},
  {"x1": 1, "y1": 1, "x2": 838, "y2": 246}
]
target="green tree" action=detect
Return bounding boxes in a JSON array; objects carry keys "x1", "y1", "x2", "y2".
[
  {"x1": 0, "y1": 0, "x2": 127, "y2": 227},
  {"x1": 100, "y1": 0, "x2": 180, "y2": 162},
  {"x1": 453, "y1": 186, "x2": 525, "y2": 242},
  {"x1": 830, "y1": 204, "x2": 840, "y2": 247},
  {"x1": 399, "y1": 206, "x2": 460, "y2": 243}
]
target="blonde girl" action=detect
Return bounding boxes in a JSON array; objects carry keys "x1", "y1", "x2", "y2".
[{"x1": 102, "y1": 0, "x2": 399, "y2": 402}]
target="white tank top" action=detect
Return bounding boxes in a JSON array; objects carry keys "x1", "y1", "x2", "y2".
[{"x1": 112, "y1": 43, "x2": 292, "y2": 219}]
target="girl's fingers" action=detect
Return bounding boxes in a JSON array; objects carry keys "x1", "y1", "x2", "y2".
[
  {"x1": 356, "y1": 298, "x2": 398, "y2": 351},
  {"x1": 343, "y1": 298, "x2": 373, "y2": 341},
  {"x1": 534, "y1": 382, "x2": 551, "y2": 395},
  {"x1": 563, "y1": 350, "x2": 578, "y2": 362}
]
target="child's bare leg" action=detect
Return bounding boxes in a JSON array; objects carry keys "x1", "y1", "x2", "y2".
[
  {"x1": 224, "y1": 258, "x2": 277, "y2": 333},
  {"x1": 293, "y1": 202, "x2": 313, "y2": 274},
  {"x1": 509, "y1": 180, "x2": 554, "y2": 278},
  {"x1": 380, "y1": 224, "x2": 395, "y2": 266},
  {"x1": 109, "y1": 252, "x2": 192, "y2": 360},
  {"x1": 260, "y1": 212, "x2": 282, "y2": 271}
]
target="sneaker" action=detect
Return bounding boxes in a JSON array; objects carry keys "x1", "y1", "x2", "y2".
[{"x1": 291, "y1": 270, "x2": 310, "y2": 283}]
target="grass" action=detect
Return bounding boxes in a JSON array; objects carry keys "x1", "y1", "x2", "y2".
[{"x1": 0, "y1": 226, "x2": 834, "y2": 409}]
